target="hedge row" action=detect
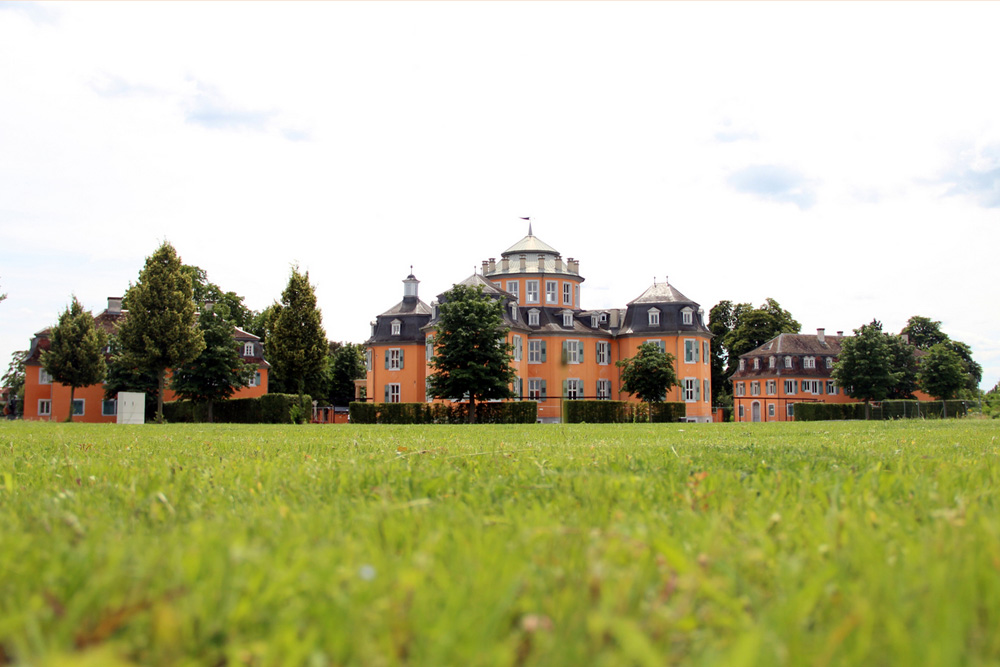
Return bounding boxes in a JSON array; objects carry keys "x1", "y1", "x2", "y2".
[
  {"x1": 563, "y1": 400, "x2": 687, "y2": 423},
  {"x1": 794, "y1": 400, "x2": 970, "y2": 421},
  {"x1": 162, "y1": 393, "x2": 312, "y2": 424},
  {"x1": 349, "y1": 401, "x2": 538, "y2": 424}
]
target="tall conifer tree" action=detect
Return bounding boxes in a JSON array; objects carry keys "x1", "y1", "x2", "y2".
[
  {"x1": 118, "y1": 242, "x2": 205, "y2": 422},
  {"x1": 42, "y1": 296, "x2": 108, "y2": 422},
  {"x1": 268, "y1": 267, "x2": 327, "y2": 401}
]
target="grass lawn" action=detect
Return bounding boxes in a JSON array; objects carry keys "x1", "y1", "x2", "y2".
[{"x1": 1, "y1": 419, "x2": 999, "y2": 666}]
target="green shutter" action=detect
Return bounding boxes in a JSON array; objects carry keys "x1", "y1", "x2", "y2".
[
  {"x1": 399, "y1": 349, "x2": 404, "y2": 370},
  {"x1": 562, "y1": 340, "x2": 568, "y2": 364},
  {"x1": 384, "y1": 384, "x2": 389, "y2": 402},
  {"x1": 579, "y1": 342, "x2": 584, "y2": 363},
  {"x1": 540, "y1": 380, "x2": 547, "y2": 401},
  {"x1": 562, "y1": 380, "x2": 568, "y2": 398},
  {"x1": 541, "y1": 341, "x2": 547, "y2": 362}
]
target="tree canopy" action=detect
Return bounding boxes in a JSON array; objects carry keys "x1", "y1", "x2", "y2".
[
  {"x1": 180, "y1": 264, "x2": 256, "y2": 331},
  {"x1": 917, "y1": 343, "x2": 967, "y2": 416},
  {"x1": 171, "y1": 303, "x2": 257, "y2": 422},
  {"x1": 104, "y1": 334, "x2": 159, "y2": 420},
  {"x1": 267, "y1": 267, "x2": 327, "y2": 398},
  {"x1": 832, "y1": 320, "x2": 901, "y2": 419},
  {"x1": 616, "y1": 342, "x2": 680, "y2": 414},
  {"x1": 901, "y1": 315, "x2": 981, "y2": 393},
  {"x1": 117, "y1": 241, "x2": 205, "y2": 422},
  {"x1": 323, "y1": 342, "x2": 366, "y2": 406},
  {"x1": 2, "y1": 350, "x2": 27, "y2": 417},
  {"x1": 427, "y1": 284, "x2": 515, "y2": 423},
  {"x1": 42, "y1": 296, "x2": 108, "y2": 421}
]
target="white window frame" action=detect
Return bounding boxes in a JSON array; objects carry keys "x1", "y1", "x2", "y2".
[
  {"x1": 528, "y1": 378, "x2": 544, "y2": 401},
  {"x1": 72, "y1": 398, "x2": 84, "y2": 416},
  {"x1": 804, "y1": 356, "x2": 816, "y2": 369},
  {"x1": 506, "y1": 281, "x2": 519, "y2": 300},
  {"x1": 784, "y1": 356, "x2": 793, "y2": 369},
  {"x1": 826, "y1": 357, "x2": 834, "y2": 369},
  {"x1": 563, "y1": 283, "x2": 572, "y2": 305},
  {"x1": 753, "y1": 357, "x2": 760, "y2": 370},
  {"x1": 546, "y1": 281, "x2": 557, "y2": 304},
  {"x1": 391, "y1": 320, "x2": 401, "y2": 336},
  {"x1": 682, "y1": 308, "x2": 693, "y2": 325},
  {"x1": 509, "y1": 302, "x2": 518, "y2": 321},
  {"x1": 684, "y1": 339, "x2": 699, "y2": 364},
  {"x1": 766, "y1": 380, "x2": 776, "y2": 395},
  {"x1": 513, "y1": 335, "x2": 523, "y2": 362},
  {"x1": 591, "y1": 315, "x2": 599, "y2": 329},
  {"x1": 248, "y1": 371, "x2": 262, "y2": 387},
  {"x1": 768, "y1": 403, "x2": 776, "y2": 418},
  {"x1": 704, "y1": 341, "x2": 710, "y2": 365},
  {"x1": 388, "y1": 348, "x2": 402, "y2": 371},
  {"x1": 769, "y1": 356, "x2": 776, "y2": 369},
  {"x1": 736, "y1": 382, "x2": 745, "y2": 397},
  {"x1": 683, "y1": 378, "x2": 698, "y2": 402},
  {"x1": 426, "y1": 337, "x2": 434, "y2": 361},
  {"x1": 528, "y1": 309, "x2": 540, "y2": 326},
  {"x1": 739, "y1": 405, "x2": 745, "y2": 420},
  {"x1": 787, "y1": 403, "x2": 795, "y2": 418},
  {"x1": 39, "y1": 368, "x2": 52, "y2": 385},
  {"x1": 565, "y1": 378, "x2": 582, "y2": 400},
  {"x1": 526, "y1": 280, "x2": 540, "y2": 304},
  {"x1": 784, "y1": 379, "x2": 797, "y2": 394},
  {"x1": 365, "y1": 349, "x2": 373, "y2": 371},
  {"x1": 528, "y1": 340, "x2": 543, "y2": 364},
  {"x1": 597, "y1": 379, "x2": 611, "y2": 400},
  {"x1": 648, "y1": 308, "x2": 660, "y2": 326},
  {"x1": 703, "y1": 379, "x2": 709, "y2": 403},
  {"x1": 826, "y1": 380, "x2": 837, "y2": 395},
  {"x1": 243, "y1": 342, "x2": 254, "y2": 356},
  {"x1": 647, "y1": 339, "x2": 666, "y2": 354},
  {"x1": 38, "y1": 399, "x2": 51, "y2": 416},
  {"x1": 739, "y1": 359, "x2": 746, "y2": 371},
  {"x1": 102, "y1": 399, "x2": 117, "y2": 416},
  {"x1": 564, "y1": 340, "x2": 581, "y2": 364},
  {"x1": 750, "y1": 381, "x2": 760, "y2": 396},
  {"x1": 596, "y1": 341, "x2": 610, "y2": 365},
  {"x1": 387, "y1": 383, "x2": 401, "y2": 403},
  {"x1": 562, "y1": 312, "x2": 573, "y2": 328}
]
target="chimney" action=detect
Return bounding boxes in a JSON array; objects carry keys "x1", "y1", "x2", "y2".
[
  {"x1": 537, "y1": 255, "x2": 546, "y2": 271},
  {"x1": 519, "y1": 254, "x2": 527, "y2": 271},
  {"x1": 817, "y1": 328, "x2": 826, "y2": 345},
  {"x1": 481, "y1": 260, "x2": 489, "y2": 275},
  {"x1": 488, "y1": 257, "x2": 496, "y2": 273},
  {"x1": 837, "y1": 331, "x2": 843, "y2": 336},
  {"x1": 568, "y1": 258, "x2": 579, "y2": 274},
  {"x1": 501, "y1": 257, "x2": 509, "y2": 272},
  {"x1": 107, "y1": 297, "x2": 122, "y2": 314}
]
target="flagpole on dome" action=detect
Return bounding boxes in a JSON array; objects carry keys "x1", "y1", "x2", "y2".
[{"x1": 519, "y1": 216, "x2": 533, "y2": 236}]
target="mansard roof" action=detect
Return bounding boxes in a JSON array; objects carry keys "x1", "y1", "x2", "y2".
[
  {"x1": 627, "y1": 280, "x2": 696, "y2": 306},
  {"x1": 378, "y1": 298, "x2": 433, "y2": 318},
  {"x1": 741, "y1": 332, "x2": 845, "y2": 358}
]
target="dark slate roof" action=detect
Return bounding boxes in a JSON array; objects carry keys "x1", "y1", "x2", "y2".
[
  {"x1": 627, "y1": 281, "x2": 696, "y2": 306},
  {"x1": 618, "y1": 280, "x2": 709, "y2": 336},
  {"x1": 743, "y1": 333, "x2": 845, "y2": 357},
  {"x1": 378, "y1": 298, "x2": 433, "y2": 318}
]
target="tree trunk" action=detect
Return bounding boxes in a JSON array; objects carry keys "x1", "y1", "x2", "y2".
[
  {"x1": 468, "y1": 396, "x2": 476, "y2": 424},
  {"x1": 207, "y1": 399, "x2": 214, "y2": 424},
  {"x1": 864, "y1": 400, "x2": 871, "y2": 421},
  {"x1": 66, "y1": 385, "x2": 76, "y2": 423},
  {"x1": 942, "y1": 399, "x2": 947, "y2": 419},
  {"x1": 157, "y1": 369, "x2": 166, "y2": 424}
]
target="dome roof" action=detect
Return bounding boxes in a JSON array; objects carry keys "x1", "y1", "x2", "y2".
[{"x1": 501, "y1": 231, "x2": 560, "y2": 257}]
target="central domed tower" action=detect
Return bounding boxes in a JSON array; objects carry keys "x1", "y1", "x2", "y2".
[{"x1": 481, "y1": 224, "x2": 584, "y2": 310}]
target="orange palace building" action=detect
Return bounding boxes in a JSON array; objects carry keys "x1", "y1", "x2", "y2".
[
  {"x1": 22, "y1": 297, "x2": 270, "y2": 423},
  {"x1": 365, "y1": 227, "x2": 714, "y2": 422}
]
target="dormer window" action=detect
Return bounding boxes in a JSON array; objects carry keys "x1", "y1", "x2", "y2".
[
  {"x1": 769, "y1": 356, "x2": 776, "y2": 369},
  {"x1": 600, "y1": 313, "x2": 608, "y2": 323},
  {"x1": 528, "y1": 309, "x2": 540, "y2": 326},
  {"x1": 826, "y1": 357, "x2": 833, "y2": 369},
  {"x1": 739, "y1": 359, "x2": 745, "y2": 371},
  {"x1": 509, "y1": 303, "x2": 518, "y2": 321},
  {"x1": 391, "y1": 319, "x2": 401, "y2": 336},
  {"x1": 753, "y1": 358, "x2": 760, "y2": 370},
  {"x1": 784, "y1": 356, "x2": 792, "y2": 368},
  {"x1": 562, "y1": 312, "x2": 573, "y2": 328},
  {"x1": 648, "y1": 308, "x2": 660, "y2": 326},
  {"x1": 682, "y1": 308, "x2": 693, "y2": 325},
  {"x1": 243, "y1": 342, "x2": 254, "y2": 357},
  {"x1": 591, "y1": 315, "x2": 599, "y2": 328},
  {"x1": 804, "y1": 356, "x2": 816, "y2": 369}
]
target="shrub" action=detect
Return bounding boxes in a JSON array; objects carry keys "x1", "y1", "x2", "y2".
[
  {"x1": 563, "y1": 401, "x2": 686, "y2": 423},
  {"x1": 348, "y1": 401, "x2": 537, "y2": 424},
  {"x1": 163, "y1": 393, "x2": 308, "y2": 424}
]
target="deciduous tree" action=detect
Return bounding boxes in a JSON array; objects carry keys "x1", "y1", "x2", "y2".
[
  {"x1": 117, "y1": 242, "x2": 205, "y2": 422},
  {"x1": 917, "y1": 343, "x2": 967, "y2": 417},
  {"x1": 616, "y1": 341, "x2": 680, "y2": 420},
  {"x1": 832, "y1": 320, "x2": 900, "y2": 420},
  {"x1": 2, "y1": 350, "x2": 27, "y2": 417},
  {"x1": 427, "y1": 284, "x2": 515, "y2": 424},
  {"x1": 171, "y1": 303, "x2": 256, "y2": 422},
  {"x1": 268, "y1": 267, "x2": 327, "y2": 401},
  {"x1": 324, "y1": 342, "x2": 366, "y2": 406},
  {"x1": 42, "y1": 296, "x2": 108, "y2": 422}
]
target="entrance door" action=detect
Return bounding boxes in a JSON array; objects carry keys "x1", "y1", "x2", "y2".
[{"x1": 751, "y1": 401, "x2": 761, "y2": 422}]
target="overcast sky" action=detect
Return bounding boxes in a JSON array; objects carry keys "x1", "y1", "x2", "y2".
[{"x1": 2, "y1": 2, "x2": 998, "y2": 391}]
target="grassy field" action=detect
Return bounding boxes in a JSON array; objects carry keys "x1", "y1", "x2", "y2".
[{"x1": 1, "y1": 419, "x2": 999, "y2": 666}]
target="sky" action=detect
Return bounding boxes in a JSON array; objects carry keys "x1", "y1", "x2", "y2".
[{"x1": 2, "y1": 1, "x2": 999, "y2": 391}]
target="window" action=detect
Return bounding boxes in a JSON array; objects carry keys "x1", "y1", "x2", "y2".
[
  {"x1": 528, "y1": 309, "x2": 540, "y2": 326},
  {"x1": 546, "y1": 281, "x2": 557, "y2": 304},
  {"x1": 562, "y1": 312, "x2": 573, "y2": 328},
  {"x1": 804, "y1": 356, "x2": 816, "y2": 369},
  {"x1": 684, "y1": 339, "x2": 699, "y2": 364},
  {"x1": 736, "y1": 382, "x2": 745, "y2": 397},
  {"x1": 648, "y1": 308, "x2": 660, "y2": 326},
  {"x1": 753, "y1": 358, "x2": 760, "y2": 370},
  {"x1": 591, "y1": 316, "x2": 599, "y2": 329},
  {"x1": 248, "y1": 371, "x2": 262, "y2": 387},
  {"x1": 683, "y1": 378, "x2": 699, "y2": 402},
  {"x1": 528, "y1": 340, "x2": 545, "y2": 363},
  {"x1": 768, "y1": 403, "x2": 775, "y2": 418},
  {"x1": 682, "y1": 309, "x2": 693, "y2": 325},
  {"x1": 826, "y1": 357, "x2": 834, "y2": 369},
  {"x1": 751, "y1": 381, "x2": 760, "y2": 396},
  {"x1": 243, "y1": 342, "x2": 254, "y2": 356},
  {"x1": 769, "y1": 356, "x2": 776, "y2": 369},
  {"x1": 826, "y1": 380, "x2": 837, "y2": 395},
  {"x1": 512, "y1": 377, "x2": 523, "y2": 398},
  {"x1": 563, "y1": 283, "x2": 572, "y2": 305},
  {"x1": 766, "y1": 380, "x2": 776, "y2": 395},
  {"x1": 72, "y1": 399, "x2": 84, "y2": 416},
  {"x1": 38, "y1": 399, "x2": 51, "y2": 416},
  {"x1": 365, "y1": 349, "x2": 373, "y2": 371},
  {"x1": 391, "y1": 320, "x2": 401, "y2": 336},
  {"x1": 596, "y1": 341, "x2": 611, "y2": 365},
  {"x1": 787, "y1": 403, "x2": 795, "y2": 418},
  {"x1": 509, "y1": 303, "x2": 518, "y2": 321},
  {"x1": 648, "y1": 339, "x2": 666, "y2": 354},
  {"x1": 704, "y1": 342, "x2": 710, "y2": 365},
  {"x1": 739, "y1": 359, "x2": 746, "y2": 371},
  {"x1": 784, "y1": 379, "x2": 797, "y2": 394},
  {"x1": 426, "y1": 337, "x2": 434, "y2": 361},
  {"x1": 739, "y1": 405, "x2": 745, "y2": 420},
  {"x1": 597, "y1": 379, "x2": 611, "y2": 400},
  {"x1": 506, "y1": 281, "x2": 519, "y2": 300},
  {"x1": 703, "y1": 379, "x2": 710, "y2": 402},
  {"x1": 526, "y1": 280, "x2": 539, "y2": 303},
  {"x1": 784, "y1": 356, "x2": 792, "y2": 369},
  {"x1": 102, "y1": 399, "x2": 117, "y2": 417},
  {"x1": 528, "y1": 378, "x2": 546, "y2": 401},
  {"x1": 563, "y1": 340, "x2": 581, "y2": 364},
  {"x1": 387, "y1": 348, "x2": 403, "y2": 371},
  {"x1": 385, "y1": 383, "x2": 401, "y2": 403},
  {"x1": 564, "y1": 378, "x2": 582, "y2": 399},
  {"x1": 39, "y1": 368, "x2": 52, "y2": 385},
  {"x1": 513, "y1": 335, "x2": 523, "y2": 362},
  {"x1": 802, "y1": 380, "x2": 821, "y2": 394}
]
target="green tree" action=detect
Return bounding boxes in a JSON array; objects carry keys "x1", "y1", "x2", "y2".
[
  {"x1": 616, "y1": 341, "x2": 680, "y2": 420},
  {"x1": 41, "y1": 296, "x2": 108, "y2": 422},
  {"x1": 268, "y1": 267, "x2": 328, "y2": 401},
  {"x1": 171, "y1": 304, "x2": 256, "y2": 422},
  {"x1": 917, "y1": 343, "x2": 967, "y2": 417},
  {"x1": 117, "y1": 242, "x2": 205, "y2": 422},
  {"x1": 886, "y1": 335, "x2": 920, "y2": 399},
  {"x1": 427, "y1": 284, "x2": 516, "y2": 424},
  {"x1": 181, "y1": 264, "x2": 256, "y2": 331},
  {"x1": 104, "y1": 334, "x2": 159, "y2": 420},
  {"x1": 2, "y1": 350, "x2": 27, "y2": 417},
  {"x1": 246, "y1": 303, "x2": 280, "y2": 349},
  {"x1": 901, "y1": 316, "x2": 949, "y2": 350},
  {"x1": 323, "y1": 342, "x2": 366, "y2": 406},
  {"x1": 708, "y1": 300, "x2": 735, "y2": 406},
  {"x1": 832, "y1": 320, "x2": 900, "y2": 420}
]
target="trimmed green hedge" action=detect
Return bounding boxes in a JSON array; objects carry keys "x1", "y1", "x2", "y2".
[
  {"x1": 795, "y1": 400, "x2": 970, "y2": 422},
  {"x1": 563, "y1": 400, "x2": 687, "y2": 423},
  {"x1": 163, "y1": 393, "x2": 311, "y2": 424},
  {"x1": 349, "y1": 401, "x2": 538, "y2": 424}
]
